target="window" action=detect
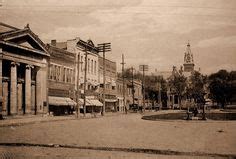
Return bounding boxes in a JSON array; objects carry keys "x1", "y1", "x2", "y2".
[
  {"x1": 66, "y1": 69, "x2": 69, "y2": 83},
  {"x1": 49, "y1": 64, "x2": 53, "y2": 79},
  {"x1": 63, "y1": 67, "x2": 66, "y2": 82},
  {"x1": 91, "y1": 60, "x2": 93, "y2": 74},
  {"x1": 56, "y1": 66, "x2": 61, "y2": 81},
  {"x1": 53, "y1": 66, "x2": 55, "y2": 80},
  {"x1": 81, "y1": 56, "x2": 83, "y2": 72},
  {"x1": 94, "y1": 61, "x2": 97, "y2": 75},
  {"x1": 88, "y1": 58, "x2": 90, "y2": 74}
]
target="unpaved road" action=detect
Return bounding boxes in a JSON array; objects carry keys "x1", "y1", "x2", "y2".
[{"x1": 0, "y1": 113, "x2": 235, "y2": 158}]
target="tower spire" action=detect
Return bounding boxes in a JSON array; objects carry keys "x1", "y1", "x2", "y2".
[{"x1": 183, "y1": 41, "x2": 194, "y2": 72}]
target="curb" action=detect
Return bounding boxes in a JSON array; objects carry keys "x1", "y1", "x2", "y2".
[{"x1": 0, "y1": 112, "x2": 126, "y2": 127}]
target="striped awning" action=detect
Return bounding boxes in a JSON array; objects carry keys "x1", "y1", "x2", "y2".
[
  {"x1": 89, "y1": 99, "x2": 103, "y2": 107},
  {"x1": 49, "y1": 96, "x2": 76, "y2": 106},
  {"x1": 105, "y1": 99, "x2": 117, "y2": 102},
  {"x1": 78, "y1": 98, "x2": 103, "y2": 107},
  {"x1": 78, "y1": 98, "x2": 93, "y2": 106}
]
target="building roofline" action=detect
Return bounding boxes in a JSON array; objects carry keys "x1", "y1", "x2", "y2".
[{"x1": 0, "y1": 22, "x2": 19, "y2": 30}]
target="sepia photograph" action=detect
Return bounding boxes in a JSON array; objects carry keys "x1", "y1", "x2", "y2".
[{"x1": 0, "y1": 0, "x2": 236, "y2": 158}]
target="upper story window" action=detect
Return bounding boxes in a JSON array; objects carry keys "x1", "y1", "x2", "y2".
[
  {"x1": 94, "y1": 61, "x2": 97, "y2": 75},
  {"x1": 81, "y1": 56, "x2": 83, "y2": 72},
  {"x1": 49, "y1": 63, "x2": 74, "y2": 84},
  {"x1": 91, "y1": 60, "x2": 93, "y2": 74},
  {"x1": 49, "y1": 63, "x2": 61, "y2": 81},
  {"x1": 88, "y1": 58, "x2": 90, "y2": 74}
]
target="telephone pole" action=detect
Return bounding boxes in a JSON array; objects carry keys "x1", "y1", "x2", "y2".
[
  {"x1": 76, "y1": 52, "x2": 83, "y2": 118},
  {"x1": 131, "y1": 67, "x2": 135, "y2": 111},
  {"x1": 158, "y1": 82, "x2": 162, "y2": 110},
  {"x1": 98, "y1": 43, "x2": 111, "y2": 116},
  {"x1": 121, "y1": 54, "x2": 126, "y2": 114},
  {"x1": 139, "y1": 65, "x2": 148, "y2": 112},
  {"x1": 83, "y1": 42, "x2": 88, "y2": 117}
]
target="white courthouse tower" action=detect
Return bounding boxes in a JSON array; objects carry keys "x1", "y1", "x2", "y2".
[{"x1": 183, "y1": 42, "x2": 194, "y2": 72}]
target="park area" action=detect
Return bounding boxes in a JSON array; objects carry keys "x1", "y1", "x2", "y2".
[{"x1": 0, "y1": 111, "x2": 236, "y2": 158}]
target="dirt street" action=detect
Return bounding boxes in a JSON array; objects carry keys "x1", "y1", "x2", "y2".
[{"x1": 0, "y1": 113, "x2": 236, "y2": 158}]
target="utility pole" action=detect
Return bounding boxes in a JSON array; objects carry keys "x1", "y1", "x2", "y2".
[
  {"x1": 83, "y1": 41, "x2": 88, "y2": 117},
  {"x1": 131, "y1": 67, "x2": 135, "y2": 111},
  {"x1": 76, "y1": 52, "x2": 83, "y2": 118},
  {"x1": 98, "y1": 43, "x2": 111, "y2": 116},
  {"x1": 139, "y1": 65, "x2": 148, "y2": 112},
  {"x1": 121, "y1": 54, "x2": 126, "y2": 114},
  {"x1": 158, "y1": 82, "x2": 162, "y2": 110}
]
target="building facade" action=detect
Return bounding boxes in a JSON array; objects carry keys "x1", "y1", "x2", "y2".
[
  {"x1": 67, "y1": 38, "x2": 100, "y2": 96},
  {"x1": 47, "y1": 41, "x2": 77, "y2": 115},
  {"x1": 0, "y1": 23, "x2": 49, "y2": 116},
  {"x1": 98, "y1": 56, "x2": 117, "y2": 112},
  {"x1": 126, "y1": 79, "x2": 143, "y2": 109},
  {"x1": 116, "y1": 77, "x2": 143, "y2": 111}
]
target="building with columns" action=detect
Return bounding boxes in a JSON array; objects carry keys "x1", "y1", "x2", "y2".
[{"x1": 0, "y1": 23, "x2": 49, "y2": 116}]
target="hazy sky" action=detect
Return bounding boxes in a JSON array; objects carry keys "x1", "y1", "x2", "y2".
[{"x1": 1, "y1": 0, "x2": 236, "y2": 74}]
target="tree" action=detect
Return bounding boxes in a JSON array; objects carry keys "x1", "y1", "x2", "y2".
[
  {"x1": 187, "y1": 71, "x2": 207, "y2": 119},
  {"x1": 208, "y1": 70, "x2": 234, "y2": 108},
  {"x1": 188, "y1": 71, "x2": 207, "y2": 104},
  {"x1": 168, "y1": 73, "x2": 187, "y2": 109}
]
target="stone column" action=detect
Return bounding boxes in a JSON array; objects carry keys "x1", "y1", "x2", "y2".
[
  {"x1": 36, "y1": 67, "x2": 42, "y2": 114},
  {"x1": 25, "y1": 65, "x2": 33, "y2": 114},
  {"x1": 17, "y1": 81, "x2": 23, "y2": 114},
  {"x1": 10, "y1": 62, "x2": 18, "y2": 115},
  {"x1": 0, "y1": 48, "x2": 2, "y2": 118},
  {"x1": 2, "y1": 81, "x2": 8, "y2": 115},
  {"x1": 171, "y1": 95, "x2": 174, "y2": 109},
  {"x1": 31, "y1": 84, "x2": 36, "y2": 114}
]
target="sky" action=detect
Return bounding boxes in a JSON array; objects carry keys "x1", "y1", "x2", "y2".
[{"x1": 0, "y1": 0, "x2": 236, "y2": 75}]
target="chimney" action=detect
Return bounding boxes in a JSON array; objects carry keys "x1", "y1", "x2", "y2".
[{"x1": 51, "y1": 40, "x2": 56, "y2": 46}]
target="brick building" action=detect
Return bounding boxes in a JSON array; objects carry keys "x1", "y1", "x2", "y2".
[
  {"x1": 0, "y1": 23, "x2": 49, "y2": 116},
  {"x1": 116, "y1": 78, "x2": 126, "y2": 112},
  {"x1": 126, "y1": 79, "x2": 143, "y2": 110},
  {"x1": 116, "y1": 77, "x2": 143, "y2": 111},
  {"x1": 46, "y1": 41, "x2": 77, "y2": 115},
  {"x1": 98, "y1": 57, "x2": 117, "y2": 112}
]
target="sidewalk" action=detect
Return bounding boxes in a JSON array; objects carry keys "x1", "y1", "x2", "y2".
[{"x1": 0, "y1": 112, "x2": 125, "y2": 127}]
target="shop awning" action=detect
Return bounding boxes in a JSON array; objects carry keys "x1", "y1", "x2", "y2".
[
  {"x1": 105, "y1": 99, "x2": 117, "y2": 102},
  {"x1": 78, "y1": 98, "x2": 93, "y2": 106},
  {"x1": 89, "y1": 99, "x2": 103, "y2": 107},
  {"x1": 49, "y1": 96, "x2": 76, "y2": 106},
  {"x1": 78, "y1": 98, "x2": 103, "y2": 107}
]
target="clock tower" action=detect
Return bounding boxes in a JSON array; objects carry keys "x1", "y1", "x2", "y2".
[{"x1": 183, "y1": 42, "x2": 194, "y2": 72}]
